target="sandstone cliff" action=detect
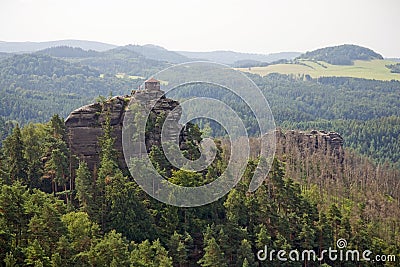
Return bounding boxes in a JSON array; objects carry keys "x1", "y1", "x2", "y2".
[{"x1": 65, "y1": 88, "x2": 182, "y2": 170}]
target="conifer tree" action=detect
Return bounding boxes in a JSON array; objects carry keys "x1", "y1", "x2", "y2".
[
  {"x1": 3, "y1": 125, "x2": 27, "y2": 184},
  {"x1": 75, "y1": 161, "x2": 95, "y2": 216},
  {"x1": 198, "y1": 237, "x2": 227, "y2": 267}
]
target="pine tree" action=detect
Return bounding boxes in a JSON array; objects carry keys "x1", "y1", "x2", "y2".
[
  {"x1": 86, "y1": 230, "x2": 130, "y2": 267},
  {"x1": 106, "y1": 172, "x2": 155, "y2": 241},
  {"x1": 130, "y1": 239, "x2": 173, "y2": 267},
  {"x1": 96, "y1": 112, "x2": 118, "y2": 230},
  {"x1": 3, "y1": 125, "x2": 27, "y2": 184},
  {"x1": 24, "y1": 239, "x2": 51, "y2": 267},
  {"x1": 75, "y1": 161, "x2": 95, "y2": 215},
  {"x1": 168, "y1": 231, "x2": 187, "y2": 267},
  {"x1": 198, "y1": 237, "x2": 227, "y2": 267},
  {"x1": 237, "y1": 239, "x2": 255, "y2": 267}
]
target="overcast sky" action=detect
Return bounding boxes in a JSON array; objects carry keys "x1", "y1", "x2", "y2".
[{"x1": 1, "y1": 0, "x2": 399, "y2": 57}]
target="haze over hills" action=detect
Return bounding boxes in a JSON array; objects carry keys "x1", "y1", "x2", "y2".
[
  {"x1": 0, "y1": 39, "x2": 300, "y2": 65},
  {"x1": 0, "y1": 39, "x2": 117, "y2": 53},
  {"x1": 176, "y1": 50, "x2": 301, "y2": 65}
]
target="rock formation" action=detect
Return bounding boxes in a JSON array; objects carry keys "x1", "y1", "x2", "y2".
[
  {"x1": 65, "y1": 88, "x2": 183, "y2": 171},
  {"x1": 66, "y1": 89, "x2": 344, "y2": 171},
  {"x1": 275, "y1": 129, "x2": 344, "y2": 163}
]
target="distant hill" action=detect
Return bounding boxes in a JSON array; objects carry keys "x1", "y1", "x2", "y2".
[
  {"x1": 232, "y1": 59, "x2": 270, "y2": 68},
  {"x1": 297, "y1": 44, "x2": 383, "y2": 65},
  {"x1": 0, "y1": 53, "x2": 137, "y2": 124},
  {"x1": 176, "y1": 50, "x2": 300, "y2": 65},
  {"x1": 0, "y1": 54, "x2": 99, "y2": 77},
  {"x1": 122, "y1": 44, "x2": 191, "y2": 63},
  {"x1": 0, "y1": 39, "x2": 117, "y2": 53},
  {"x1": 36, "y1": 46, "x2": 100, "y2": 58},
  {"x1": 78, "y1": 47, "x2": 168, "y2": 76},
  {"x1": 36, "y1": 46, "x2": 169, "y2": 76}
]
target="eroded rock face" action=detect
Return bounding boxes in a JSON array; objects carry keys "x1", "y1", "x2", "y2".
[
  {"x1": 275, "y1": 129, "x2": 344, "y2": 163},
  {"x1": 65, "y1": 89, "x2": 182, "y2": 170}
]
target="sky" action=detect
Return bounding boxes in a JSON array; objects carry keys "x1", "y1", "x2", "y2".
[{"x1": 1, "y1": 0, "x2": 399, "y2": 57}]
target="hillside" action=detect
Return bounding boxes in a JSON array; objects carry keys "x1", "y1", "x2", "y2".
[
  {"x1": 0, "y1": 39, "x2": 117, "y2": 53},
  {"x1": 176, "y1": 50, "x2": 300, "y2": 65},
  {"x1": 36, "y1": 46, "x2": 100, "y2": 58},
  {"x1": 297, "y1": 44, "x2": 383, "y2": 65},
  {"x1": 0, "y1": 53, "x2": 138, "y2": 124},
  {"x1": 239, "y1": 59, "x2": 400, "y2": 81},
  {"x1": 77, "y1": 47, "x2": 168, "y2": 76},
  {"x1": 124, "y1": 44, "x2": 191, "y2": 63},
  {"x1": 237, "y1": 44, "x2": 400, "y2": 81},
  {"x1": 36, "y1": 46, "x2": 170, "y2": 76}
]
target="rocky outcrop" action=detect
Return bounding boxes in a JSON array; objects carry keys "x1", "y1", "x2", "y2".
[
  {"x1": 275, "y1": 129, "x2": 344, "y2": 163},
  {"x1": 65, "y1": 96, "x2": 127, "y2": 170},
  {"x1": 65, "y1": 89, "x2": 183, "y2": 170}
]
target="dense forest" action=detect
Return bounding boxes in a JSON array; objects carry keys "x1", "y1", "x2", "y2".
[
  {"x1": 297, "y1": 44, "x2": 383, "y2": 65},
  {"x1": 0, "y1": 45, "x2": 399, "y2": 266},
  {"x1": 0, "y1": 54, "x2": 141, "y2": 124},
  {"x1": 0, "y1": 110, "x2": 399, "y2": 266}
]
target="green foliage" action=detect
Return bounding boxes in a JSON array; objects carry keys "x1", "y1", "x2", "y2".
[
  {"x1": 386, "y1": 62, "x2": 400, "y2": 73},
  {"x1": 24, "y1": 239, "x2": 51, "y2": 267},
  {"x1": 75, "y1": 161, "x2": 95, "y2": 215},
  {"x1": 168, "y1": 231, "x2": 188, "y2": 266},
  {"x1": 37, "y1": 46, "x2": 100, "y2": 58},
  {"x1": 0, "y1": 54, "x2": 137, "y2": 124},
  {"x1": 86, "y1": 230, "x2": 130, "y2": 267},
  {"x1": 2, "y1": 125, "x2": 27, "y2": 184},
  {"x1": 198, "y1": 237, "x2": 227, "y2": 267},
  {"x1": 105, "y1": 172, "x2": 156, "y2": 242},
  {"x1": 297, "y1": 44, "x2": 383, "y2": 65},
  {"x1": 130, "y1": 239, "x2": 173, "y2": 267}
]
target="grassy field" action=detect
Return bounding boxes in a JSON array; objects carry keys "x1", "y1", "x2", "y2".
[
  {"x1": 238, "y1": 59, "x2": 400, "y2": 81},
  {"x1": 115, "y1": 73, "x2": 144, "y2": 79}
]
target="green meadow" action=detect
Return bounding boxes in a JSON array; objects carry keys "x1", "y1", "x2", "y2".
[{"x1": 239, "y1": 59, "x2": 400, "y2": 81}]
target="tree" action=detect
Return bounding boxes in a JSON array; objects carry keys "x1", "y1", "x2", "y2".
[
  {"x1": 86, "y1": 230, "x2": 130, "y2": 267},
  {"x1": 21, "y1": 123, "x2": 47, "y2": 189},
  {"x1": 43, "y1": 144, "x2": 69, "y2": 196},
  {"x1": 106, "y1": 172, "x2": 155, "y2": 242},
  {"x1": 197, "y1": 237, "x2": 227, "y2": 267},
  {"x1": 2, "y1": 125, "x2": 27, "y2": 184},
  {"x1": 96, "y1": 111, "x2": 119, "y2": 230},
  {"x1": 130, "y1": 239, "x2": 173, "y2": 267},
  {"x1": 0, "y1": 182, "x2": 29, "y2": 248},
  {"x1": 75, "y1": 161, "x2": 96, "y2": 216},
  {"x1": 168, "y1": 231, "x2": 187, "y2": 267},
  {"x1": 61, "y1": 211, "x2": 100, "y2": 264},
  {"x1": 26, "y1": 190, "x2": 66, "y2": 257},
  {"x1": 237, "y1": 239, "x2": 255, "y2": 267},
  {"x1": 49, "y1": 114, "x2": 66, "y2": 140},
  {"x1": 224, "y1": 188, "x2": 247, "y2": 226},
  {"x1": 24, "y1": 239, "x2": 51, "y2": 267}
]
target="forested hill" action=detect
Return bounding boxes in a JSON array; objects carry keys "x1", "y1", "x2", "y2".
[
  {"x1": 297, "y1": 44, "x2": 383, "y2": 65},
  {"x1": 123, "y1": 44, "x2": 191, "y2": 63},
  {"x1": 36, "y1": 46, "x2": 100, "y2": 58},
  {"x1": 0, "y1": 54, "x2": 99, "y2": 77},
  {"x1": 0, "y1": 53, "x2": 139, "y2": 124}
]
